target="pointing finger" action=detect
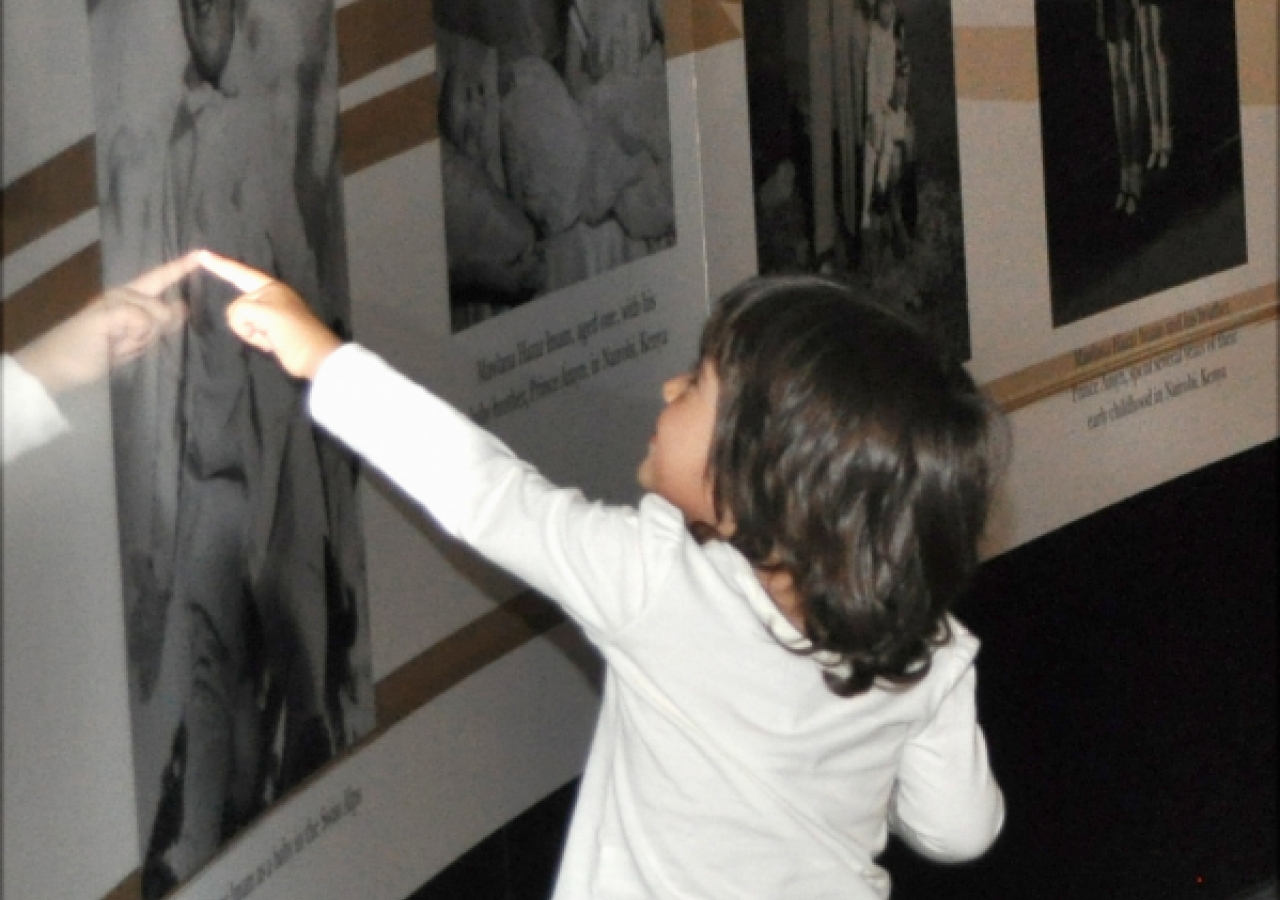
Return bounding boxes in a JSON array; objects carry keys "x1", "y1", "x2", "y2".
[{"x1": 197, "y1": 250, "x2": 275, "y2": 293}]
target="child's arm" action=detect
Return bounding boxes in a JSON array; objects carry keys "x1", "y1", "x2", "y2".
[
  {"x1": 210, "y1": 252, "x2": 657, "y2": 641},
  {"x1": 889, "y1": 655, "x2": 1005, "y2": 862}
]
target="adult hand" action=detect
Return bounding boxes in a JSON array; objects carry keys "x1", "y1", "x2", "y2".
[{"x1": 13, "y1": 252, "x2": 196, "y2": 394}]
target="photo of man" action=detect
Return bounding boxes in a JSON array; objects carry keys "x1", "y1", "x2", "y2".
[
  {"x1": 85, "y1": 0, "x2": 375, "y2": 894},
  {"x1": 742, "y1": 0, "x2": 970, "y2": 360}
]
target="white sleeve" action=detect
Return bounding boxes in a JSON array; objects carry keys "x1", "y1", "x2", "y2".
[
  {"x1": 308, "y1": 343, "x2": 659, "y2": 640},
  {"x1": 888, "y1": 656, "x2": 1005, "y2": 863},
  {"x1": 3, "y1": 354, "x2": 71, "y2": 466}
]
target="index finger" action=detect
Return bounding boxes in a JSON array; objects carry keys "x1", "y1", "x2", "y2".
[
  {"x1": 126, "y1": 251, "x2": 203, "y2": 296},
  {"x1": 197, "y1": 250, "x2": 275, "y2": 294}
]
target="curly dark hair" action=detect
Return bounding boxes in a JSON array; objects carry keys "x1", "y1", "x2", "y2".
[{"x1": 698, "y1": 274, "x2": 1007, "y2": 696}]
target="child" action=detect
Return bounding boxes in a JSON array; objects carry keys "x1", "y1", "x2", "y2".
[{"x1": 205, "y1": 250, "x2": 1006, "y2": 899}]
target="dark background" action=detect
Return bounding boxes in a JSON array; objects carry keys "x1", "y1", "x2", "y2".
[
  {"x1": 407, "y1": 440, "x2": 1278, "y2": 900},
  {"x1": 1035, "y1": 0, "x2": 1248, "y2": 327}
]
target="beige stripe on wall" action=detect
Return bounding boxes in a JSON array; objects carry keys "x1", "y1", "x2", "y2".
[
  {"x1": 954, "y1": 27, "x2": 1039, "y2": 103},
  {"x1": 7, "y1": 5, "x2": 1275, "y2": 269},
  {"x1": 339, "y1": 75, "x2": 439, "y2": 176},
  {"x1": 2, "y1": 244, "x2": 102, "y2": 353},
  {"x1": 985, "y1": 284, "x2": 1280, "y2": 412},
  {"x1": 1237, "y1": 0, "x2": 1279, "y2": 105},
  {"x1": 1, "y1": 137, "x2": 98, "y2": 260}
]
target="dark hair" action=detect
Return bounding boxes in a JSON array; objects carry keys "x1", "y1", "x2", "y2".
[{"x1": 699, "y1": 274, "x2": 1007, "y2": 696}]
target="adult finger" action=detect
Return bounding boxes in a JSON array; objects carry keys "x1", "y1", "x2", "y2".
[
  {"x1": 127, "y1": 251, "x2": 204, "y2": 295},
  {"x1": 108, "y1": 303, "x2": 163, "y2": 361},
  {"x1": 103, "y1": 287, "x2": 189, "y2": 334}
]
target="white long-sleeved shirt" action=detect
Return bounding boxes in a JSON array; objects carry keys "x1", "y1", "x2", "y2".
[
  {"x1": 310, "y1": 344, "x2": 1004, "y2": 899},
  {"x1": 2, "y1": 355, "x2": 70, "y2": 465}
]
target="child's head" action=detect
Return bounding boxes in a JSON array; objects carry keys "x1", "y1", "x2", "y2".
[{"x1": 696, "y1": 274, "x2": 1006, "y2": 696}]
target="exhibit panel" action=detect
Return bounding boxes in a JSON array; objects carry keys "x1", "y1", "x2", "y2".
[
  {"x1": 3, "y1": 1, "x2": 754, "y2": 899},
  {"x1": 735, "y1": 0, "x2": 1276, "y2": 553},
  {"x1": 80, "y1": 0, "x2": 379, "y2": 890},
  {"x1": 4, "y1": 3, "x2": 141, "y2": 900},
  {"x1": 947, "y1": 0, "x2": 1278, "y2": 549},
  {"x1": 3, "y1": 2, "x2": 1276, "y2": 900}
]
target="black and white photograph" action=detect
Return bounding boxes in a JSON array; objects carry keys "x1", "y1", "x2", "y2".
[
  {"x1": 435, "y1": 0, "x2": 678, "y2": 332},
  {"x1": 742, "y1": 0, "x2": 971, "y2": 359},
  {"x1": 85, "y1": 0, "x2": 376, "y2": 895},
  {"x1": 1036, "y1": 0, "x2": 1248, "y2": 327}
]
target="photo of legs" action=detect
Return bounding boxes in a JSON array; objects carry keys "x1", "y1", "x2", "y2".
[{"x1": 1036, "y1": 0, "x2": 1247, "y2": 326}]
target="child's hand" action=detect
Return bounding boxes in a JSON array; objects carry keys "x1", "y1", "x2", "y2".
[
  {"x1": 13, "y1": 252, "x2": 195, "y2": 394},
  {"x1": 200, "y1": 251, "x2": 342, "y2": 381}
]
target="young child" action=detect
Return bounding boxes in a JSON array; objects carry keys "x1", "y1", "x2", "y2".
[{"x1": 205, "y1": 250, "x2": 1006, "y2": 899}]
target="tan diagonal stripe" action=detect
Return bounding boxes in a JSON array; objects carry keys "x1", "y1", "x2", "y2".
[
  {"x1": 983, "y1": 284, "x2": 1279, "y2": 412},
  {"x1": 692, "y1": 0, "x2": 742, "y2": 51},
  {"x1": 1238, "y1": 0, "x2": 1278, "y2": 105},
  {"x1": 955, "y1": 27, "x2": 1039, "y2": 103},
  {"x1": 665, "y1": 0, "x2": 694, "y2": 59},
  {"x1": 375, "y1": 592, "x2": 566, "y2": 728},
  {"x1": 1, "y1": 244, "x2": 103, "y2": 353},
  {"x1": 1, "y1": 138, "x2": 97, "y2": 259},
  {"x1": 336, "y1": 0, "x2": 435, "y2": 86},
  {"x1": 339, "y1": 75, "x2": 438, "y2": 176}
]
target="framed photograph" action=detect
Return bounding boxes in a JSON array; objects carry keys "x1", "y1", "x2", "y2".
[
  {"x1": 1035, "y1": 0, "x2": 1248, "y2": 326},
  {"x1": 742, "y1": 0, "x2": 971, "y2": 359},
  {"x1": 85, "y1": 0, "x2": 376, "y2": 893},
  {"x1": 434, "y1": 0, "x2": 678, "y2": 332}
]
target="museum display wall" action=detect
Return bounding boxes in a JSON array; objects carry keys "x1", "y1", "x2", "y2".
[{"x1": 3, "y1": 1, "x2": 1275, "y2": 899}]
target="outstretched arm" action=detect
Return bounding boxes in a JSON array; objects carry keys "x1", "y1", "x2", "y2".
[{"x1": 210, "y1": 252, "x2": 659, "y2": 641}]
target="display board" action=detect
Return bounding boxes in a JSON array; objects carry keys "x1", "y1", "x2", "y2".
[
  {"x1": 734, "y1": 0, "x2": 1277, "y2": 551},
  {"x1": 3, "y1": 1, "x2": 1275, "y2": 900}
]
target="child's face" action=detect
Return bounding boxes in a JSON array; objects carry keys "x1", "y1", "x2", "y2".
[{"x1": 638, "y1": 360, "x2": 724, "y2": 532}]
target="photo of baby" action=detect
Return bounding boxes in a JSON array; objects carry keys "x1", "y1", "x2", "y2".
[{"x1": 434, "y1": 0, "x2": 677, "y2": 332}]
